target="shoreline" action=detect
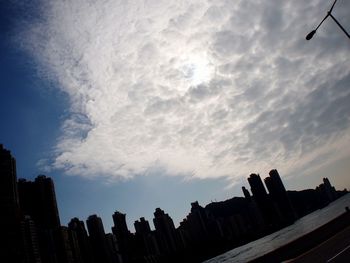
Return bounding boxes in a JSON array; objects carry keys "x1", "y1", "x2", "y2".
[{"x1": 250, "y1": 208, "x2": 350, "y2": 262}]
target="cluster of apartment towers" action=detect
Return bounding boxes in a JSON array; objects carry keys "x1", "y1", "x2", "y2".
[{"x1": 0, "y1": 144, "x2": 341, "y2": 263}]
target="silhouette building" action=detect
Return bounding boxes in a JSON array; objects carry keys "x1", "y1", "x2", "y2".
[
  {"x1": 87, "y1": 214, "x2": 112, "y2": 263},
  {"x1": 153, "y1": 208, "x2": 180, "y2": 253},
  {"x1": 105, "y1": 233, "x2": 122, "y2": 263},
  {"x1": 68, "y1": 217, "x2": 93, "y2": 263},
  {"x1": 242, "y1": 186, "x2": 251, "y2": 199},
  {"x1": 248, "y1": 174, "x2": 268, "y2": 199},
  {"x1": 59, "y1": 226, "x2": 76, "y2": 263},
  {"x1": 18, "y1": 175, "x2": 63, "y2": 263},
  {"x1": 264, "y1": 169, "x2": 296, "y2": 224},
  {"x1": 316, "y1": 177, "x2": 338, "y2": 205},
  {"x1": 248, "y1": 173, "x2": 278, "y2": 228},
  {"x1": 112, "y1": 211, "x2": 132, "y2": 262},
  {"x1": 241, "y1": 186, "x2": 265, "y2": 232},
  {"x1": 134, "y1": 217, "x2": 151, "y2": 235},
  {"x1": 188, "y1": 201, "x2": 211, "y2": 244},
  {"x1": 112, "y1": 211, "x2": 131, "y2": 238},
  {"x1": 0, "y1": 144, "x2": 22, "y2": 262},
  {"x1": 134, "y1": 217, "x2": 160, "y2": 259},
  {"x1": 18, "y1": 175, "x2": 61, "y2": 229},
  {"x1": 20, "y1": 215, "x2": 42, "y2": 263}
]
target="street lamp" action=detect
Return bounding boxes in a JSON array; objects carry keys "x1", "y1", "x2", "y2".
[{"x1": 306, "y1": 0, "x2": 350, "y2": 40}]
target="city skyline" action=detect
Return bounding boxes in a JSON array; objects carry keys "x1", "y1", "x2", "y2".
[
  {"x1": 4, "y1": 140, "x2": 350, "y2": 232},
  {"x1": 1, "y1": 0, "x2": 350, "y2": 238},
  {"x1": 1, "y1": 143, "x2": 347, "y2": 263},
  {"x1": 2, "y1": 143, "x2": 347, "y2": 234}
]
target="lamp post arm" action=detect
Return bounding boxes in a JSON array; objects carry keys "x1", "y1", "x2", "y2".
[
  {"x1": 329, "y1": 0, "x2": 338, "y2": 14},
  {"x1": 314, "y1": 0, "x2": 338, "y2": 31},
  {"x1": 329, "y1": 13, "x2": 350, "y2": 39},
  {"x1": 315, "y1": 13, "x2": 329, "y2": 31}
]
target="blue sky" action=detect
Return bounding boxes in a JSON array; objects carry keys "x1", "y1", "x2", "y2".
[{"x1": 1, "y1": 0, "x2": 350, "y2": 232}]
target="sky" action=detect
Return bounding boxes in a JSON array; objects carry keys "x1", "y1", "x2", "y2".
[{"x1": 1, "y1": 0, "x2": 350, "y2": 232}]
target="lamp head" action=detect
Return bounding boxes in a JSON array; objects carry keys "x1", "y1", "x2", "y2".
[{"x1": 306, "y1": 30, "x2": 316, "y2": 40}]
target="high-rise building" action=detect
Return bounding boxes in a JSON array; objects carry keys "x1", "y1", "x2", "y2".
[
  {"x1": 20, "y1": 215, "x2": 42, "y2": 263},
  {"x1": 86, "y1": 214, "x2": 112, "y2": 263},
  {"x1": 248, "y1": 174, "x2": 268, "y2": 199},
  {"x1": 35, "y1": 175, "x2": 61, "y2": 228},
  {"x1": 316, "y1": 177, "x2": 338, "y2": 206},
  {"x1": 66, "y1": 228, "x2": 83, "y2": 263},
  {"x1": 105, "y1": 233, "x2": 122, "y2": 263},
  {"x1": 189, "y1": 201, "x2": 209, "y2": 241},
  {"x1": 153, "y1": 208, "x2": 179, "y2": 253},
  {"x1": 18, "y1": 175, "x2": 60, "y2": 229},
  {"x1": 112, "y1": 211, "x2": 130, "y2": 237},
  {"x1": 247, "y1": 173, "x2": 277, "y2": 228},
  {"x1": 322, "y1": 177, "x2": 337, "y2": 201},
  {"x1": 134, "y1": 217, "x2": 160, "y2": 258},
  {"x1": 0, "y1": 144, "x2": 19, "y2": 208},
  {"x1": 68, "y1": 217, "x2": 93, "y2": 263},
  {"x1": 0, "y1": 144, "x2": 22, "y2": 262},
  {"x1": 59, "y1": 226, "x2": 76, "y2": 263},
  {"x1": 242, "y1": 186, "x2": 251, "y2": 199},
  {"x1": 112, "y1": 211, "x2": 133, "y2": 262},
  {"x1": 18, "y1": 175, "x2": 63, "y2": 263},
  {"x1": 264, "y1": 169, "x2": 296, "y2": 224},
  {"x1": 134, "y1": 217, "x2": 151, "y2": 235},
  {"x1": 179, "y1": 200, "x2": 225, "y2": 253},
  {"x1": 241, "y1": 186, "x2": 265, "y2": 232}
]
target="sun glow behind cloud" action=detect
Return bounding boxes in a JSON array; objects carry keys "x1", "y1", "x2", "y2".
[
  {"x1": 179, "y1": 53, "x2": 215, "y2": 86},
  {"x1": 21, "y1": 0, "x2": 350, "y2": 182}
]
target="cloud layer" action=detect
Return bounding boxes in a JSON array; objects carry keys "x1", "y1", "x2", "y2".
[{"x1": 22, "y1": 0, "x2": 350, "y2": 181}]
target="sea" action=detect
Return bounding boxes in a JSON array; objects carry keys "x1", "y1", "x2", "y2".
[{"x1": 204, "y1": 193, "x2": 350, "y2": 263}]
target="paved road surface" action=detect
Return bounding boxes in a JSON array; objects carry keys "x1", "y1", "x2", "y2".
[{"x1": 288, "y1": 225, "x2": 350, "y2": 262}]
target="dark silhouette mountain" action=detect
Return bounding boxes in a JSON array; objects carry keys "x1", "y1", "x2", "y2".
[{"x1": 205, "y1": 197, "x2": 248, "y2": 217}]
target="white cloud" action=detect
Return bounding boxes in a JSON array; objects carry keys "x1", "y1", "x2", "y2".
[{"x1": 22, "y1": 0, "x2": 350, "y2": 181}]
